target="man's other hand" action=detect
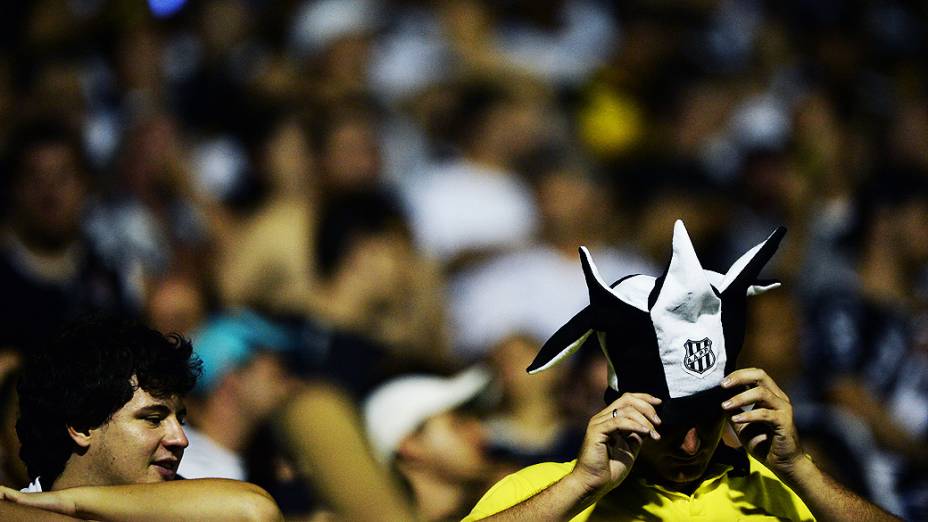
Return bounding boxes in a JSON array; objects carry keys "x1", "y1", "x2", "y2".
[{"x1": 722, "y1": 368, "x2": 804, "y2": 476}]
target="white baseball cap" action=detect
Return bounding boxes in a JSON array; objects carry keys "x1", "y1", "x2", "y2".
[{"x1": 363, "y1": 367, "x2": 491, "y2": 463}]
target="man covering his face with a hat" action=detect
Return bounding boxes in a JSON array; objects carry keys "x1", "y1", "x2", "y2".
[{"x1": 465, "y1": 221, "x2": 900, "y2": 521}]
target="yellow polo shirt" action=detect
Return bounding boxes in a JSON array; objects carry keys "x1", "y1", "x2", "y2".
[{"x1": 464, "y1": 447, "x2": 815, "y2": 521}]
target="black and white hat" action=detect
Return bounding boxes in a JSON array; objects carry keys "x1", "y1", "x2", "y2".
[{"x1": 528, "y1": 220, "x2": 786, "y2": 424}]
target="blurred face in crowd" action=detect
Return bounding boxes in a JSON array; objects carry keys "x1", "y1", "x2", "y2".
[
  {"x1": 200, "y1": 0, "x2": 249, "y2": 55},
  {"x1": 147, "y1": 277, "x2": 206, "y2": 337},
  {"x1": 338, "y1": 230, "x2": 410, "y2": 304},
  {"x1": 263, "y1": 118, "x2": 314, "y2": 195},
  {"x1": 117, "y1": 26, "x2": 162, "y2": 93},
  {"x1": 229, "y1": 352, "x2": 295, "y2": 420},
  {"x1": 13, "y1": 142, "x2": 86, "y2": 251},
  {"x1": 398, "y1": 410, "x2": 490, "y2": 481},
  {"x1": 321, "y1": 115, "x2": 381, "y2": 192},
  {"x1": 491, "y1": 336, "x2": 563, "y2": 405},
  {"x1": 896, "y1": 197, "x2": 928, "y2": 265},
  {"x1": 473, "y1": 99, "x2": 547, "y2": 167},
  {"x1": 119, "y1": 115, "x2": 183, "y2": 199},
  {"x1": 74, "y1": 384, "x2": 188, "y2": 486},
  {"x1": 636, "y1": 413, "x2": 726, "y2": 488},
  {"x1": 321, "y1": 35, "x2": 371, "y2": 88},
  {"x1": 535, "y1": 169, "x2": 609, "y2": 246}
]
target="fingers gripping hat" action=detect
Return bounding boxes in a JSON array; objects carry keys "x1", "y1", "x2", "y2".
[{"x1": 527, "y1": 220, "x2": 786, "y2": 424}]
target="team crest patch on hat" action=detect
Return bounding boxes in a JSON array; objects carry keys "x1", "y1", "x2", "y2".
[
  {"x1": 526, "y1": 219, "x2": 786, "y2": 404},
  {"x1": 682, "y1": 338, "x2": 716, "y2": 377}
]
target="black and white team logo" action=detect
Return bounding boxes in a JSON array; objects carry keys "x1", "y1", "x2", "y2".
[{"x1": 683, "y1": 338, "x2": 716, "y2": 376}]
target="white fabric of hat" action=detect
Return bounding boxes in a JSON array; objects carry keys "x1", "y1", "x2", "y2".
[{"x1": 652, "y1": 221, "x2": 727, "y2": 397}]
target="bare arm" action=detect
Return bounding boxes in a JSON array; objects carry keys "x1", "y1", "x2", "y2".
[
  {"x1": 1, "y1": 479, "x2": 282, "y2": 522},
  {"x1": 472, "y1": 472, "x2": 597, "y2": 522},
  {"x1": 780, "y1": 454, "x2": 900, "y2": 522},
  {"x1": 723, "y1": 368, "x2": 901, "y2": 522},
  {"x1": 278, "y1": 382, "x2": 416, "y2": 522},
  {"x1": 471, "y1": 393, "x2": 662, "y2": 521}
]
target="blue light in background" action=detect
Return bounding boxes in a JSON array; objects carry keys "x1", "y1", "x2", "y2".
[{"x1": 148, "y1": 0, "x2": 187, "y2": 18}]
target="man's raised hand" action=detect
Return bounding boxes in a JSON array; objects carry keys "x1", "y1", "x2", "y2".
[
  {"x1": 568, "y1": 393, "x2": 663, "y2": 498},
  {"x1": 721, "y1": 368, "x2": 804, "y2": 476}
]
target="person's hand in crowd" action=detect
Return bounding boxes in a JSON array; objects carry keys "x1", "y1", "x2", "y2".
[
  {"x1": 568, "y1": 393, "x2": 663, "y2": 498},
  {"x1": 721, "y1": 368, "x2": 804, "y2": 476},
  {"x1": 0, "y1": 486, "x2": 76, "y2": 517}
]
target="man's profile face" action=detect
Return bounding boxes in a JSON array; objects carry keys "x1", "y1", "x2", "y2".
[
  {"x1": 82, "y1": 386, "x2": 188, "y2": 485},
  {"x1": 635, "y1": 413, "x2": 726, "y2": 487},
  {"x1": 398, "y1": 411, "x2": 490, "y2": 481}
]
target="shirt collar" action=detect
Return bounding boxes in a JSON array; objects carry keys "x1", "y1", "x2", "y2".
[
  {"x1": 710, "y1": 443, "x2": 750, "y2": 477},
  {"x1": 632, "y1": 443, "x2": 751, "y2": 492}
]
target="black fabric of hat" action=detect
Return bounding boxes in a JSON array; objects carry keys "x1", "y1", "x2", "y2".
[{"x1": 527, "y1": 220, "x2": 786, "y2": 426}]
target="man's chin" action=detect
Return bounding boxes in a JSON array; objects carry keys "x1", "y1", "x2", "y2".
[
  {"x1": 149, "y1": 464, "x2": 178, "y2": 481},
  {"x1": 667, "y1": 471, "x2": 702, "y2": 484},
  {"x1": 663, "y1": 461, "x2": 710, "y2": 484}
]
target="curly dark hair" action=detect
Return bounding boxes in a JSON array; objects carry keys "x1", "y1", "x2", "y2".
[{"x1": 16, "y1": 315, "x2": 202, "y2": 485}]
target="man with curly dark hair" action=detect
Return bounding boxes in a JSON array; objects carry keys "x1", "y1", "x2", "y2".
[
  {"x1": 16, "y1": 315, "x2": 201, "y2": 490},
  {"x1": 0, "y1": 315, "x2": 283, "y2": 521}
]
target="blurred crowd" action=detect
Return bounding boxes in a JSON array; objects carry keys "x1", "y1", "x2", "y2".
[{"x1": 0, "y1": 0, "x2": 927, "y2": 520}]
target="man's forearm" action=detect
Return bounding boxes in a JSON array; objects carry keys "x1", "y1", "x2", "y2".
[
  {"x1": 279, "y1": 384, "x2": 416, "y2": 522},
  {"x1": 781, "y1": 456, "x2": 900, "y2": 522},
  {"x1": 475, "y1": 473, "x2": 599, "y2": 522},
  {"x1": 63, "y1": 479, "x2": 283, "y2": 522}
]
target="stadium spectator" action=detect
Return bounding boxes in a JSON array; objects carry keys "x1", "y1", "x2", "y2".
[
  {"x1": 175, "y1": 309, "x2": 413, "y2": 520},
  {"x1": 300, "y1": 188, "x2": 450, "y2": 386},
  {"x1": 464, "y1": 221, "x2": 899, "y2": 521},
  {"x1": 145, "y1": 272, "x2": 208, "y2": 337},
  {"x1": 450, "y1": 147, "x2": 654, "y2": 357},
  {"x1": 0, "y1": 120, "x2": 131, "y2": 353},
  {"x1": 212, "y1": 112, "x2": 317, "y2": 314},
  {"x1": 805, "y1": 172, "x2": 928, "y2": 520},
  {"x1": 0, "y1": 315, "x2": 282, "y2": 521},
  {"x1": 401, "y1": 80, "x2": 544, "y2": 266},
  {"x1": 179, "y1": 311, "x2": 296, "y2": 482},
  {"x1": 84, "y1": 112, "x2": 208, "y2": 302},
  {"x1": 364, "y1": 366, "x2": 507, "y2": 521},
  {"x1": 483, "y1": 335, "x2": 584, "y2": 467}
]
